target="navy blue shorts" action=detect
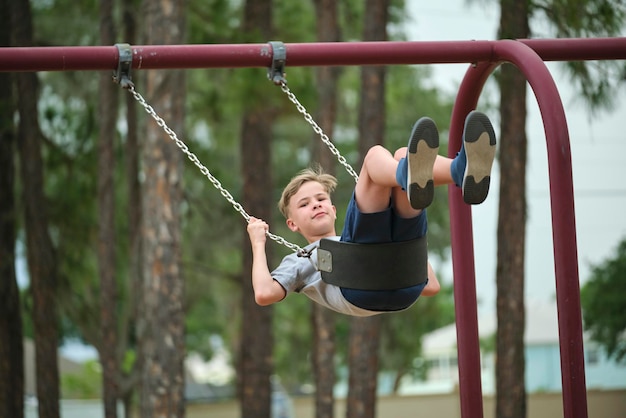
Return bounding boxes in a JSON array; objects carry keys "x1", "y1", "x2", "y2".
[{"x1": 338, "y1": 192, "x2": 428, "y2": 312}]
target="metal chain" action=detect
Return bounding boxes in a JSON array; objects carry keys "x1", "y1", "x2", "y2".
[
  {"x1": 127, "y1": 86, "x2": 307, "y2": 256},
  {"x1": 278, "y1": 81, "x2": 359, "y2": 184}
]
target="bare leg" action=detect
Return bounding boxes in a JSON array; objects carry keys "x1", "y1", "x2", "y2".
[
  {"x1": 390, "y1": 148, "x2": 423, "y2": 218},
  {"x1": 351, "y1": 144, "x2": 420, "y2": 218},
  {"x1": 355, "y1": 108, "x2": 493, "y2": 217},
  {"x1": 353, "y1": 145, "x2": 398, "y2": 214},
  {"x1": 434, "y1": 155, "x2": 454, "y2": 186},
  {"x1": 353, "y1": 111, "x2": 496, "y2": 215},
  {"x1": 355, "y1": 147, "x2": 459, "y2": 216}
]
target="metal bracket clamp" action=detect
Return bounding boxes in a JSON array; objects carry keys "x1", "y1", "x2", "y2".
[
  {"x1": 317, "y1": 249, "x2": 333, "y2": 273},
  {"x1": 113, "y1": 43, "x2": 134, "y2": 89},
  {"x1": 267, "y1": 41, "x2": 286, "y2": 85}
]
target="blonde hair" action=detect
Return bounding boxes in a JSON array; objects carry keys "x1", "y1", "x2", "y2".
[{"x1": 278, "y1": 166, "x2": 338, "y2": 219}]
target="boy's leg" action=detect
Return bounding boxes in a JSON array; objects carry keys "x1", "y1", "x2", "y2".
[
  {"x1": 353, "y1": 145, "x2": 401, "y2": 214},
  {"x1": 395, "y1": 117, "x2": 440, "y2": 210},
  {"x1": 450, "y1": 111, "x2": 497, "y2": 204}
]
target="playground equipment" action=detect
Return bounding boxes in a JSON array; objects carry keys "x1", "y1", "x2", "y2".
[{"x1": 3, "y1": 37, "x2": 626, "y2": 418}]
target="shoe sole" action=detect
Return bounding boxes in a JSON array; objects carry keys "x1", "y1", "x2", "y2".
[
  {"x1": 462, "y1": 111, "x2": 497, "y2": 204},
  {"x1": 407, "y1": 117, "x2": 439, "y2": 210}
]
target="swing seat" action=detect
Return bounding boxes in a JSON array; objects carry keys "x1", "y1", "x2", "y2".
[{"x1": 317, "y1": 236, "x2": 428, "y2": 291}]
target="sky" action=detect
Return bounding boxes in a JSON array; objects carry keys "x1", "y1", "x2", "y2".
[{"x1": 406, "y1": 2, "x2": 626, "y2": 313}]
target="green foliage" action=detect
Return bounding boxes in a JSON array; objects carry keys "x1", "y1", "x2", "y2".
[
  {"x1": 32, "y1": 0, "x2": 99, "y2": 46},
  {"x1": 61, "y1": 360, "x2": 102, "y2": 399},
  {"x1": 532, "y1": 0, "x2": 625, "y2": 36},
  {"x1": 480, "y1": 332, "x2": 496, "y2": 354},
  {"x1": 26, "y1": 0, "x2": 147, "y2": 360},
  {"x1": 580, "y1": 237, "x2": 626, "y2": 363},
  {"x1": 274, "y1": 0, "x2": 316, "y2": 41},
  {"x1": 338, "y1": 0, "x2": 365, "y2": 39},
  {"x1": 272, "y1": 296, "x2": 316, "y2": 389},
  {"x1": 121, "y1": 349, "x2": 136, "y2": 375},
  {"x1": 25, "y1": 0, "x2": 461, "y2": 391},
  {"x1": 379, "y1": 283, "x2": 456, "y2": 384},
  {"x1": 38, "y1": 82, "x2": 104, "y2": 333},
  {"x1": 188, "y1": 0, "x2": 240, "y2": 44},
  {"x1": 530, "y1": 0, "x2": 626, "y2": 114}
]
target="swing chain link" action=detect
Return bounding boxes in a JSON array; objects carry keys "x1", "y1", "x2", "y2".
[
  {"x1": 278, "y1": 81, "x2": 359, "y2": 184},
  {"x1": 127, "y1": 86, "x2": 307, "y2": 256}
]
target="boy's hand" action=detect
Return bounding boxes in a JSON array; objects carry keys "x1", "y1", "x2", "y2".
[{"x1": 247, "y1": 217, "x2": 269, "y2": 246}]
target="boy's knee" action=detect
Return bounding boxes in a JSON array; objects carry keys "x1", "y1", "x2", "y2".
[
  {"x1": 393, "y1": 147, "x2": 407, "y2": 161},
  {"x1": 367, "y1": 144, "x2": 386, "y2": 155},
  {"x1": 364, "y1": 145, "x2": 386, "y2": 162}
]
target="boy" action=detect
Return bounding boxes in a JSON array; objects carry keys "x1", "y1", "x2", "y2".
[{"x1": 247, "y1": 111, "x2": 496, "y2": 316}]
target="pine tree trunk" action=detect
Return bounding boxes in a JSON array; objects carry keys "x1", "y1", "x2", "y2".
[
  {"x1": 119, "y1": 0, "x2": 142, "y2": 410},
  {"x1": 346, "y1": 317, "x2": 381, "y2": 418},
  {"x1": 311, "y1": 306, "x2": 336, "y2": 418},
  {"x1": 12, "y1": 1, "x2": 61, "y2": 417},
  {"x1": 346, "y1": 1, "x2": 388, "y2": 417},
  {"x1": 98, "y1": 0, "x2": 120, "y2": 416},
  {"x1": 238, "y1": 1, "x2": 275, "y2": 417},
  {"x1": 240, "y1": 111, "x2": 274, "y2": 418},
  {"x1": 0, "y1": 3, "x2": 24, "y2": 414},
  {"x1": 312, "y1": 0, "x2": 341, "y2": 170},
  {"x1": 496, "y1": 1, "x2": 530, "y2": 418},
  {"x1": 138, "y1": 1, "x2": 186, "y2": 416},
  {"x1": 15, "y1": 51, "x2": 61, "y2": 418},
  {"x1": 311, "y1": 1, "x2": 341, "y2": 417}
]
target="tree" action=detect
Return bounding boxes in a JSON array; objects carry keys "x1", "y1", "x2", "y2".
[
  {"x1": 138, "y1": 0, "x2": 187, "y2": 416},
  {"x1": 492, "y1": 1, "x2": 625, "y2": 418},
  {"x1": 379, "y1": 285, "x2": 456, "y2": 393},
  {"x1": 532, "y1": 0, "x2": 626, "y2": 112},
  {"x1": 0, "y1": 0, "x2": 24, "y2": 415},
  {"x1": 311, "y1": 0, "x2": 341, "y2": 417},
  {"x1": 495, "y1": 2, "x2": 530, "y2": 418},
  {"x1": 98, "y1": 0, "x2": 121, "y2": 417},
  {"x1": 581, "y1": 237, "x2": 626, "y2": 363},
  {"x1": 26, "y1": 2, "x2": 143, "y2": 416},
  {"x1": 346, "y1": 1, "x2": 388, "y2": 418},
  {"x1": 7, "y1": 7, "x2": 474, "y2": 418},
  {"x1": 12, "y1": 0, "x2": 61, "y2": 417},
  {"x1": 239, "y1": 0, "x2": 276, "y2": 416},
  {"x1": 119, "y1": 2, "x2": 143, "y2": 416}
]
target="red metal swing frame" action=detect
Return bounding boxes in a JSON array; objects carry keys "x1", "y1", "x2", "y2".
[{"x1": 3, "y1": 37, "x2": 626, "y2": 418}]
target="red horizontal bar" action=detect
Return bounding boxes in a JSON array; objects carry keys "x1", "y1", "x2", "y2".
[
  {"x1": 522, "y1": 37, "x2": 626, "y2": 61},
  {"x1": 0, "y1": 38, "x2": 625, "y2": 72}
]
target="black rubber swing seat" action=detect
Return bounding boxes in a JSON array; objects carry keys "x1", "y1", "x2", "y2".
[{"x1": 317, "y1": 236, "x2": 429, "y2": 291}]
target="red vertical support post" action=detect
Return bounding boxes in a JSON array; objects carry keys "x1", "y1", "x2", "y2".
[
  {"x1": 449, "y1": 60, "x2": 499, "y2": 418},
  {"x1": 491, "y1": 40, "x2": 587, "y2": 418},
  {"x1": 451, "y1": 40, "x2": 588, "y2": 418}
]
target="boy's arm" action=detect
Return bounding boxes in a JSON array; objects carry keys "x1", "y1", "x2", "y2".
[
  {"x1": 247, "y1": 217, "x2": 287, "y2": 306},
  {"x1": 421, "y1": 261, "x2": 441, "y2": 297}
]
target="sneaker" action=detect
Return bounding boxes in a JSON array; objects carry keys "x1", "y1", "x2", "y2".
[
  {"x1": 405, "y1": 117, "x2": 440, "y2": 210},
  {"x1": 459, "y1": 111, "x2": 497, "y2": 204}
]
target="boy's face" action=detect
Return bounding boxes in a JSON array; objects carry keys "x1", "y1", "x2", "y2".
[{"x1": 286, "y1": 181, "x2": 337, "y2": 242}]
